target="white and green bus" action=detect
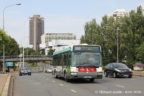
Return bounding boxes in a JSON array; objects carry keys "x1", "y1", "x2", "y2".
[{"x1": 52, "y1": 44, "x2": 103, "y2": 82}]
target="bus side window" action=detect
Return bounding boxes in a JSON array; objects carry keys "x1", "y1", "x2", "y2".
[
  {"x1": 68, "y1": 52, "x2": 71, "y2": 66},
  {"x1": 60, "y1": 54, "x2": 63, "y2": 66},
  {"x1": 64, "y1": 53, "x2": 68, "y2": 66}
]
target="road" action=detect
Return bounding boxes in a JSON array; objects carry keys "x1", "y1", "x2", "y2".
[{"x1": 14, "y1": 72, "x2": 144, "y2": 96}]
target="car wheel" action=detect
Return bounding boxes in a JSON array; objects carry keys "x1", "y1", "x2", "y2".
[
  {"x1": 128, "y1": 75, "x2": 132, "y2": 78},
  {"x1": 113, "y1": 72, "x2": 117, "y2": 78},
  {"x1": 104, "y1": 71, "x2": 108, "y2": 77},
  {"x1": 19, "y1": 73, "x2": 22, "y2": 76}
]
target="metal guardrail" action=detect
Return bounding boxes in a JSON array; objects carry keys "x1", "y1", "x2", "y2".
[
  {"x1": 0, "y1": 55, "x2": 52, "y2": 62},
  {"x1": 0, "y1": 55, "x2": 52, "y2": 59}
]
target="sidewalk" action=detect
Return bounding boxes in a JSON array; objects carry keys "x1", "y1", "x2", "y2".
[{"x1": 0, "y1": 74, "x2": 8, "y2": 95}]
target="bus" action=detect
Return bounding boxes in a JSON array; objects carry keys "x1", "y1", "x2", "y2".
[{"x1": 52, "y1": 44, "x2": 103, "y2": 82}]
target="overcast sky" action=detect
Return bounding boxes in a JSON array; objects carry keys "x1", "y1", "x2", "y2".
[{"x1": 0, "y1": 0, "x2": 143, "y2": 47}]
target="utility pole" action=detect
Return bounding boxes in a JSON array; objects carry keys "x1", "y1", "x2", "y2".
[
  {"x1": 2, "y1": 3, "x2": 21, "y2": 30},
  {"x1": 23, "y1": 47, "x2": 24, "y2": 67},
  {"x1": 0, "y1": 35, "x2": 5, "y2": 74},
  {"x1": 3, "y1": 44, "x2": 5, "y2": 73},
  {"x1": 117, "y1": 27, "x2": 120, "y2": 63}
]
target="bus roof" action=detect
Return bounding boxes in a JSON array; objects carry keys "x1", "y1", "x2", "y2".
[
  {"x1": 53, "y1": 47, "x2": 73, "y2": 55},
  {"x1": 53, "y1": 44, "x2": 101, "y2": 56}
]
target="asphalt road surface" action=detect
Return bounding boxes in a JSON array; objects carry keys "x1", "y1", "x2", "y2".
[{"x1": 14, "y1": 72, "x2": 144, "y2": 96}]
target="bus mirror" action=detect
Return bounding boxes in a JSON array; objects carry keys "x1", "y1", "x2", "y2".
[{"x1": 100, "y1": 48, "x2": 102, "y2": 53}]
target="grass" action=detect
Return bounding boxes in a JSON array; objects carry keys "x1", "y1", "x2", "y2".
[{"x1": 27, "y1": 62, "x2": 40, "y2": 70}]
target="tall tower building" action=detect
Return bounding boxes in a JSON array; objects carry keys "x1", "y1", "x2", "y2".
[{"x1": 29, "y1": 15, "x2": 44, "y2": 51}]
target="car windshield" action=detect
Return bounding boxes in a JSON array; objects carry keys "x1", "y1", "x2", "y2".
[
  {"x1": 72, "y1": 52, "x2": 101, "y2": 67},
  {"x1": 113, "y1": 63, "x2": 128, "y2": 68},
  {"x1": 21, "y1": 67, "x2": 30, "y2": 70}
]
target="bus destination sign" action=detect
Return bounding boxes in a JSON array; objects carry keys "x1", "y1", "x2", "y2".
[{"x1": 73, "y1": 46, "x2": 100, "y2": 52}]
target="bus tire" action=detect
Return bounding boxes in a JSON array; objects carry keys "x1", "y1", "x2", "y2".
[
  {"x1": 64, "y1": 74, "x2": 70, "y2": 82},
  {"x1": 90, "y1": 78, "x2": 95, "y2": 82}
]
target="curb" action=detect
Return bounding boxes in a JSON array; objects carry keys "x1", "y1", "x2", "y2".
[
  {"x1": 2, "y1": 75, "x2": 11, "y2": 96},
  {"x1": 0, "y1": 74, "x2": 8, "y2": 96},
  {"x1": 8, "y1": 74, "x2": 15, "y2": 96}
]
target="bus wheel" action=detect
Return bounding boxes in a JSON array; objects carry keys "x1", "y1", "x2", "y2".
[
  {"x1": 64, "y1": 74, "x2": 70, "y2": 82},
  {"x1": 90, "y1": 78, "x2": 95, "y2": 82}
]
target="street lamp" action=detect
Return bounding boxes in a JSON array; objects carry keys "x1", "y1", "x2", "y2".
[
  {"x1": 2, "y1": 3, "x2": 21, "y2": 30},
  {"x1": 113, "y1": 15, "x2": 120, "y2": 63},
  {"x1": 0, "y1": 35, "x2": 5, "y2": 74},
  {"x1": 117, "y1": 27, "x2": 120, "y2": 63}
]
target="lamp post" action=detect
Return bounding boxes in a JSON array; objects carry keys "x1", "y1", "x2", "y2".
[
  {"x1": 113, "y1": 15, "x2": 120, "y2": 63},
  {"x1": 0, "y1": 35, "x2": 5, "y2": 74},
  {"x1": 23, "y1": 47, "x2": 25, "y2": 68},
  {"x1": 117, "y1": 27, "x2": 120, "y2": 63},
  {"x1": 2, "y1": 3, "x2": 21, "y2": 30},
  {"x1": 3, "y1": 45, "x2": 5, "y2": 73}
]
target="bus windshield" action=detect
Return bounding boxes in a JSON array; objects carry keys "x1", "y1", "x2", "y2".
[{"x1": 72, "y1": 52, "x2": 101, "y2": 67}]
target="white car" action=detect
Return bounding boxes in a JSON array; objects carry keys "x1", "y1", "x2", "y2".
[{"x1": 46, "y1": 68, "x2": 52, "y2": 73}]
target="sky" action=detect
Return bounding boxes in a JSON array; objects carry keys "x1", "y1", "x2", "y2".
[{"x1": 0, "y1": 0, "x2": 144, "y2": 47}]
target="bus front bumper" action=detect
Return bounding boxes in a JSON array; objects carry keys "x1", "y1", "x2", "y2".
[{"x1": 69, "y1": 72, "x2": 103, "y2": 79}]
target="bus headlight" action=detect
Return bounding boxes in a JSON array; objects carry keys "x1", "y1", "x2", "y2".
[{"x1": 71, "y1": 72, "x2": 77, "y2": 75}]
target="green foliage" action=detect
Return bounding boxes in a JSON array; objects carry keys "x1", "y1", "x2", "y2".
[
  {"x1": 136, "y1": 42, "x2": 144, "y2": 63},
  {"x1": 81, "y1": 6, "x2": 144, "y2": 67},
  {"x1": 19, "y1": 47, "x2": 41, "y2": 56},
  {"x1": 0, "y1": 29, "x2": 20, "y2": 56},
  {"x1": 48, "y1": 49, "x2": 55, "y2": 55},
  {"x1": 0, "y1": 29, "x2": 20, "y2": 70}
]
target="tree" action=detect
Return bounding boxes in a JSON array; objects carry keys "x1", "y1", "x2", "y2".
[
  {"x1": 0, "y1": 30, "x2": 20, "y2": 56},
  {"x1": 48, "y1": 49, "x2": 55, "y2": 55},
  {"x1": 81, "y1": 6, "x2": 144, "y2": 67},
  {"x1": 0, "y1": 29, "x2": 20, "y2": 71},
  {"x1": 136, "y1": 42, "x2": 144, "y2": 63},
  {"x1": 20, "y1": 47, "x2": 41, "y2": 56}
]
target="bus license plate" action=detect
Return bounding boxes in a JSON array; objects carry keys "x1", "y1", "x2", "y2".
[{"x1": 84, "y1": 76, "x2": 92, "y2": 78}]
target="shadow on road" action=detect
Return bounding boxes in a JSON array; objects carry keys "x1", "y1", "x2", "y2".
[
  {"x1": 53, "y1": 76, "x2": 133, "y2": 84},
  {"x1": 54, "y1": 77, "x2": 110, "y2": 84}
]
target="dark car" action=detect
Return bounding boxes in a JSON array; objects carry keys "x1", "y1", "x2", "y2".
[
  {"x1": 104, "y1": 63, "x2": 132, "y2": 78},
  {"x1": 19, "y1": 67, "x2": 31, "y2": 76}
]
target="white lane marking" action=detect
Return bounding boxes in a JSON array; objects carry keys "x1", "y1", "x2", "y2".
[
  {"x1": 70, "y1": 89, "x2": 77, "y2": 93},
  {"x1": 130, "y1": 78, "x2": 135, "y2": 80},
  {"x1": 59, "y1": 83, "x2": 64, "y2": 87},
  {"x1": 116, "y1": 84, "x2": 125, "y2": 88}
]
